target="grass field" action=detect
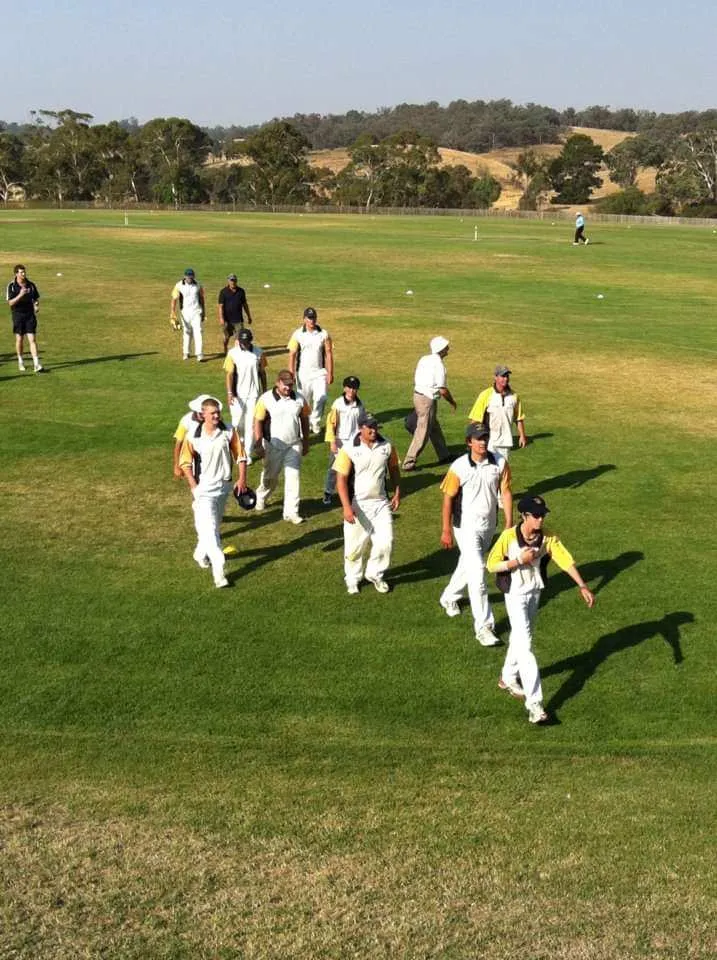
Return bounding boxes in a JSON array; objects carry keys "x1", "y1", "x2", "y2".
[{"x1": 1, "y1": 209, "x2": 715, "y2": 959}]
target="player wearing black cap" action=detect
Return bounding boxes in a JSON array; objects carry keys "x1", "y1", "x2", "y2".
[
  {"x1": 287, "y1": 307, "x2": 334, "y2": 435},
  {"x1": 487, "y1": 494, "x2": 594, "y2": 724},
  {"x1": 322, "y1": 375, "x2": 364, "y2": 506}
]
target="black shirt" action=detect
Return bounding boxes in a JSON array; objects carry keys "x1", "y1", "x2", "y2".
[
  {"x1": 218, "y1": 285, "x2": 248, "y2": 325},
  {"x1": 6, "y1": 279, "x2": 39, "y2": 321}
]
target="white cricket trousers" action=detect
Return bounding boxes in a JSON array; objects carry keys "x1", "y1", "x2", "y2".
[
  {"x1": 181, "y1": 311, "x2": 203, "y2": 359},
  {"x1": 256, "y1": 439, "x2": 302, "y2": 519},
  {"x1": 343, "y1": 498, "x2": 393, "y2": 587},
  {"x1": 298, "y1": 372, "x2": 328, "y2": 431},
  {"x1": 502, "y1": 590, "x2": 543, "y2": 709},
  {"x1": 229, "y1": 393, "x2": 259, "y2": 453},
  {"x1": 440, "y1": 517, "x2": 496, "y2": 634},
  {"x1": 192, "y1": 483, "x2": 231, "y2": 583}
]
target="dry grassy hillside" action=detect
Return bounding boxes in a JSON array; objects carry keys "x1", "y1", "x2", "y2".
[{"x1": 307, "y1": 127, "x2": 657, "y2": 208}]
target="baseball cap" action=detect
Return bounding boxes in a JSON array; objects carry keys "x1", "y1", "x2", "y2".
[
  {"x1": 518, "y1": 494, "x2": 550, "y2": 517},
  {"x1": 227, "y1": 273, "x2": 238, "y2": 281},
  {"x1": 189, "y1": 394, "x2": 223, "y2": 413},
  {"x1": 466, "y1": 423, "x2": 490, "y2": 440},
  {"x1": 358, "y1": 411, "x2": 379, "y2": 428},
  {"x1": 184, "y1": 267, "x2": 195, "y2": 276},
  {"x1": 303, "y1": 307, "x2": 317, "y2": 320},
  {"x1": 430, "y1": 336, "x2": 449, "y2": 354},
  {"x1": 494, "y1": 365, "x2": 511, "y2": 377},
  {"x1": 238, "y1": 328, "x2": 253, "y2": 344},
  {"x1": 343, "y1": 375, "x2": 360, "y2": 389}
]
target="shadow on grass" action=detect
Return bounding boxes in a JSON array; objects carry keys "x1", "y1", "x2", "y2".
[
  {"x1": 517, "y1": 463, "x2": 617, "y2": 500},
  {"x1": 544, "y1": 611, "x2": 692, "y2": 714},
  {"x1": 45, "y1": 351, "x2": 158, "y2": 371},
  {"x1": 542, "y1": 550, "x2": 644, "y2": 606},
  {"x1": 223, "y1": 523, "x2": 343, "y2": 581},
  {"x1": 260, "y1": 344, "x2": 290, "y2": 359},
  {"x1": 390, "y1": 547, "x2": 458, "y2": 587}
]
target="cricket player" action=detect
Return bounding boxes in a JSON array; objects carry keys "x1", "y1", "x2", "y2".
[
  {"x1": 253, "y1": 370, "x2": 310, "y2": 524},
  {"x1": 224, "y1": 328, "x2": 267, "y2": 459},
  {"x1": 170, "y1": 268, "x2": 206, "y2": 362},
  {"x1": 173, "y1": 393, "x2": 214, "y2": 478},
  {"x1": 287, "y1": 307, "x2": 334, "y2": 435},
  {"x1": 574, "y1": 212, "x2": 589, "y2": 245},
  {"x1": 334, "y1": 412, "x2": 401, "y2": 595},
  {"x1": 179, "y1": 397, "x2": 248, "y2": 588},
  {"x1": 402, "y1": 336, "x2": 456, "y2": 471},
  {"x1": 439, "y1": 423, "x2": 513, "y2": 646},
  {"x1": 322, "y1": 374, "x2": 364, "y2": 506},
  {"x1": 468, "y1": 365, "x2": 527, "y2": 463},
  {"x1": 487, "y1": 494, "x2": 594, "y2": 724},
  {"x1": 6, "y1": 264, "x2": 43, "y2": 372}
]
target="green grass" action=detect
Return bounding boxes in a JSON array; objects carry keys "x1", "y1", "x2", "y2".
[{"x1": 1, "y1": 210, "x2": 715, "y2": 958}]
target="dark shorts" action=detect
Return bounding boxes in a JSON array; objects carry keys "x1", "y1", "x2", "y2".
[
  {"x1": 223, "y1": 321, "x2": 238, "y2": 338},
  {"x1": 13, "y1": 315, "x2": 37, "y2": 336}
]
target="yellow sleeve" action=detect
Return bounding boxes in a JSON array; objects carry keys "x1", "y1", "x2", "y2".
[
  {"x1": 171, "y1": 283, "x2": 181, "y2": 299},
  {"x1": 178, "y1": 437, "x2": 194, "y2": 471},
  {"x1": 515, "y1": 394, "x2": 525, "y2": 422},
  {"x1": 287, "y1": 335, "x2": 299, "y2": 352},
  {"x1": 254, "y1": 397, "x2": 267, "y2": 421},
  {"x1": 500, "y1": 461, "x2": 512, "y2": 493},
  {"x1": 173, "y1": 420, "x2": 188, "y2": 443},
  {"x1": 333, "y1": 448, "x2": 352, "y2": 476},
  {"x1": 468, "y1": 388, "x2": 490, "y2": 423},
  {"x1": 325, "y1": 405, "x2": 339, "y2": 443},
  {"x1": 487, "y1": 528, "x2": 515, "y2": 573},
  {"x1": 544, "y1": 534, "x2": 575, "y2": 572},
  {"x1": 440, "y1": 469, "x2": 461, "y2": 497},
  {"x1": 222, "y1": 354, "x2": 235, "y2": 374}
]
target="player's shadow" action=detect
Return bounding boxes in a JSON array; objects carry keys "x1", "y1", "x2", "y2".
[
  {"x1": 261, "y1": 345, "x2": 290, "y2": 358},
  {"x1": 372, "y1": 407, "x2": 413, "y2": 425},
  {"x1": 222, "y1": 524, "x2": 343, "y2": 581},
  {"x1": 399, "y1": 471, "x2": 446, "y2": 499},
  {"x1": 44, "y1": 351, "x2": 158, "y2": 370},
  {"x1": 543, "y1": 611, "x2": 692, "y2": 714},
  {"x1": 526, "y1": 432, "x2": 553, "y2": 444},
  {"x1": 541, "y1": 550, "x2": 644, "y2": 606},
  {"x1": 389, "y1": 547, "x2": 458, "y2": 586},
  {"x1": 518, "y1": 463, "x2": 616, "y2": 499}
]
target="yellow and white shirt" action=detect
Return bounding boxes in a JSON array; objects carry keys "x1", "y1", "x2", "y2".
[
  {"x1": 223, "y1": 345, "x2": 263, "y2": 398},
  {"x1": 325, "y1": 395, "x2": 364, "y2": 444},
  {"x1": 334, "y1": 436, "x2": 398, "y2": 503},
  {"x1": 440, "y1": 452, "x2": 511, "y2": 526},
  {"x1": 254, "y1": 388, "x2": 309, "y2": 445},
  {"x1": 487, "y1": 525, "x2": 575, "y2": 594},
  {"x1": 173, "y1": 412, "x2": 197, "y2": 444},
  {"x1": 179, "y1": 424, "x2": 246, "y2": 494},
  {"x1": 469, "y1": 388, "x2": 524, "y2": 449},
  {"x1": 288, "y1": 325, "x2": 331, "y2": 380}
]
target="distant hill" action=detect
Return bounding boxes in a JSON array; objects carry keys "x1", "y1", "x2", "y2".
[{"x1": 307, "y1": 127, "x2": 658, "y2": 209}]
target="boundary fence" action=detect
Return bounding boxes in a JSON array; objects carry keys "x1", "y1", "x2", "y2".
[{"x1": 2, "y1": 201, "x2": 715, "y2": 228}]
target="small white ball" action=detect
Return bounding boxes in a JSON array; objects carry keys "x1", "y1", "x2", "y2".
[
  {"x1": 263, "y1": 283, "x2": 271, "y2": 289},
  {"x1": 406, "y1": 289, "x2": 414, "y2": 296},
  {"x1": 597, "y1": 293, "x2": 604, "y2": 299},
  {"x1": 56, "y1": 272, "x2": 63, "y2": 277}
]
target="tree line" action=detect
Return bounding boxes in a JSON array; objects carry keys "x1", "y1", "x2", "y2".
[{"x1": 2, "y1": 105, "x2": 717, "y2": 214}]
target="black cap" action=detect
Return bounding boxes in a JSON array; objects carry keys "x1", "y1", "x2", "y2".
[
  {"x1": 343, "y1": 375, "x2": 360, "y2": 389},
  {"x1": 518, "y1": 494, "x2": 550, "y2": 517},
  {"x1": 238, "y1": 328, "x2": 253, "y2": 343},
  {"x1": 303, "y1": 307, "x2": 317, "y2": 320},
  {"x1": 494, "y1": 365, "x2": 511, "y2": 377},
  {"x1": 358, "y1": 411, "x2": 379, "y2": 428},
  {"x1": 466, "y1": 423, "x2": 490, "y2": 440},
  {"x1": 227, "y1": 273, "x2": 238, "y2": 281}
]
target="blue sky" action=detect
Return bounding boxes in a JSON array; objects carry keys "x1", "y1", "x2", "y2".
[{"x1": 4, "y1": 1, "x2": 715, "y2": 127}]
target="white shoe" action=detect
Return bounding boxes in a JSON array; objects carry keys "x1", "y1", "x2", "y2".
[
  {"x1": 193, "y1": 551, "x2": 210, "y2": 569},
  {"x1": 498, "y1": 678, "x2": 525, "y2": 699},
  {"x1": 214, "y1": 576, "x2": 229, "y2": 589},
  {"x1": 585, "y1": 238, "x2": 590, "y2": 245},
  {"x1": 347, "y1": 584, "x2": 360, "y2": 595},
  {"x1": 196, "y1": 356, "x2": 204, "y2": 363},
  {"x1": 476, "y1": 626, "x2": 501, "y2": 647},
  {"x1": 284, "y1": 514, "x2": 305, "y2": 525},
  {"x1": 34, "y1": 364, "x2": 44, "y2": 373},
  {"x1": 182, "y1": 355, "x2": 189, "y2": 361},
  {"x1": 366, "y1": 577, "x2": 390, "y2": 594},
  {"x1": 440, "y1": 599, "x2": 460, "y2": 618},
  {"x1": 254, "y1": 498, "x2": 265, "y2": 512},
  {"x1": 528, "y1": 703, "x2": 549, "y2": 724},
  {"x1": 18, "y1": 361, "x2": 26, "y2": 372}
]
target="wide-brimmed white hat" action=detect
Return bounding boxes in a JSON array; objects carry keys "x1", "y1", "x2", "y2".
[{"x1": 188, "y1": 394, "x2": 223, "y2": 413}]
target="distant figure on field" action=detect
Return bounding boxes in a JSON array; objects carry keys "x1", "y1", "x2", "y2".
[
  {"x1": 402, "y1": 336, "x2": 456, "y2": 472},
  {"x1": 487, "y1": 494, "x2": 595, "y2": 725},
  {"x1": 468, "y1": 365, "x2": 527, "y2": 462},
  {"x1": 170, "y1": 268, "x2": 206, "y2": 362},
  {"x1": 218, "y1": 273, "x2": 252, "y2": 355},
  {"x1": 574, "y1": 212, "x2": 589, "y2": 245},
  {"x1": 7, "y1": 264, "x2": 43, "y2": 372},
  {"x1": 287, "y1": 307, "x2": 334, "y2": 435}
]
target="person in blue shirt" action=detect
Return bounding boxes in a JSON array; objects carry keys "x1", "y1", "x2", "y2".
[{"x1": 573, "y1": 212, "x2": 589, "y2": 245}]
